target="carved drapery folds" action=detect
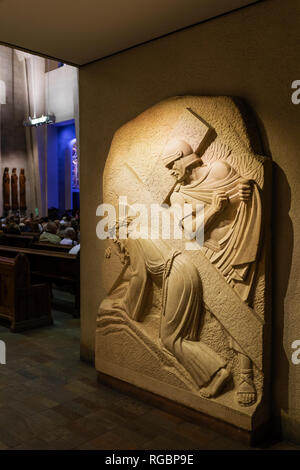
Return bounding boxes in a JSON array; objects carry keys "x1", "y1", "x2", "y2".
[
  {"x1": 96, "y1": 96, "x2": 271, "y2": 432},
  {"x1": 3, "y1": 167, "x2": 10, "y2": 213},
  {"x1": 11, "y1": 168, "x2": 18, "y2": 211},
  {"x1": 19, "y1": 168, "x2": 27, "y2": 212}
]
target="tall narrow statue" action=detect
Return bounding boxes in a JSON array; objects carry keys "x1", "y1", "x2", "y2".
[
  {"x1": 19, "y1": 169, "x2": 26, "y2": 213},
  {"x1": 3, "y1": 167, "x2": 10, "y2": 214},
  {"x1": 11, "y1": 168, "x2": 18, "y2": 212}
]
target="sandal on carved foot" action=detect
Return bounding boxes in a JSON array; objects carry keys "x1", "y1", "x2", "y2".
[
  {"x1": 200, "y1": 368, "x2": 230, "y2": 398},
  {"x1": 236, "y1": 369, "x2": 257, "y2": 407}
]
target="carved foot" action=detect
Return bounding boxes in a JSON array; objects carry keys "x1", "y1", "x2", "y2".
[
  {"x1": 200, "y1": 368, "x2": 230, "y2": 398},
  {"x1": 236, "y1": 369, "x2": 257, "y2": 407}
]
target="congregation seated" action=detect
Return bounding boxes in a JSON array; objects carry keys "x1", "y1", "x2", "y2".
[
  {"x1": 19, "y1": 220, "x2": 27, "y2": 232},
  {"x1": 0, "y1": 210, "x2": 80, "y2": 250},
  {"x1": 39, "y1": 221, "x2": 61, "y2": 244},
  {"x1": 68, "y1": 232, "x2": 80, "y2": 254},
  {"x1": 60, "y1": 227, "x2": 77, "y2": 246},
  {"x1": 40, "y1": 217, "x2": 49, "y2": 232},
  {"x1": 6, "y1": 221, "x2": 21, "y2": 235},
  {"x1": 3, "y1": 216, "x2": 21, "y2": 235}
]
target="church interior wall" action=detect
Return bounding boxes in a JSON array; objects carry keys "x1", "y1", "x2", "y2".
[
  {"x1": 0, "y1": 45, "x2": 78, "y2": 217},
  {"x1": 0, "y1": 46, "x2": 33, "y2": 214},
  {"x1": 79, "y1": 0, "x2": 300, "y2": 441},
  {"x1": 47, "y1": 124, "x2": 59, "y2": 209}
]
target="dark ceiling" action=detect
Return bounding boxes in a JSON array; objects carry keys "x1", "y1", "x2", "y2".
[{"x1": 0, "y1": 0, "x2": 258, "y2": 66}]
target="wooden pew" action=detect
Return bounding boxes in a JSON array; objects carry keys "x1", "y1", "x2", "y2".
[
  {"x1": 0, "y1": 245, "x2": 80, "y2": 313},
  {"x1": 0, "y1": 233, "x2": 37, "y2": 247},
  {"x1": 0, "y1": 253, "x2": 52, "y2": 332},
  {"x1": 0, "y1": 234, "x2": 77, "y2": 254},
  {"x1": 31, "y1": 242, "x2": 71, "y2": 253}
]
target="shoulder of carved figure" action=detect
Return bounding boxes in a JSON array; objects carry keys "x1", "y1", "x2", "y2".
[{"x1": 209, "y1": 160, "x2": 233, "y2": 180}]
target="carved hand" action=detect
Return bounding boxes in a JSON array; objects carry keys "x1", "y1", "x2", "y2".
[
  {"x1": 212, "y1": 191, "x2": 228, "y2": 212},
  {"x1": 238, "y1": 179, "x2": 253, "y2": 202}
]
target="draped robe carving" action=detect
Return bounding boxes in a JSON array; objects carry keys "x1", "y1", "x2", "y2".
[
  {"x1": 11, "y1": 168, "x2": 18, "y2": 212},
  {"x1": 3, "y1": 167, "x2": 10, "y2": 212},
  {"x1": 173, "y1": 160, "x2": 262, "y2": 303},
  {"x1": 110, "y1": 237, "x2": 227, "y2": 391},
  {"x1": 19, "y1": 169, "x2": 26, "y2": 212}
]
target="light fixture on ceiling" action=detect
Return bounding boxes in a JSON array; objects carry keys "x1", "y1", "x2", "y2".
[{"x1": 23, "y1": 113, "x2": 56, "y2": 127}]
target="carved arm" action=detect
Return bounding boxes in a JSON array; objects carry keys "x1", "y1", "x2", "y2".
[{"x1": 171, "y1": 190, "x2": 228, "y2": 236}]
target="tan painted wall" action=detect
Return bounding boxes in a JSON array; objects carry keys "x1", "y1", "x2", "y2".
[{"x1": 79, "y1": 0, "x2": 300, "y2": 438}]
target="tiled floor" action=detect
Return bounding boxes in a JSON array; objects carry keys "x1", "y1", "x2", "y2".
[{"x1": 0, "y1": 291, "x2": 298, "y2": 450}]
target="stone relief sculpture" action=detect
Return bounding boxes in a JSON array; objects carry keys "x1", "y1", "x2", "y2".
[
  {"x1": 162, "y1": 136, "x2": 261, "y2": 406},
  {"x1": 96, "y1": 96, "x2": 271, "y2": 434},
  {"x1": 3, "y1": 167, "x2": 10, "y2": 213},
  {"x1": 19, "y1": 168, "x2": 26, "y2": 212},
  {"x1": 106, "y1": 222, "x2": 230, "y2": 398},
  {"x1": 11, "y1": 168, "x2": 18, "y2": 212}
]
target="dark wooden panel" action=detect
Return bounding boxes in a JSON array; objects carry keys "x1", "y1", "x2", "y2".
[
  {"x1": 0, "y1": 253, "x2": 52, "y2": 331},
  {"x1": 0, "y1": 245, "x2": 80, "y2": 313}
]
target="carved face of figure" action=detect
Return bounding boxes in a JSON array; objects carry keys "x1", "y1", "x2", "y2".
[
  {"x1": 169, "y1": 155, "x2": 203, "y2": 184},
  {"x1": 170, "y1": 159, "x2": 188, "y2": 181},
  {"x1": 162, "y1": 139, "x2": 201, "y2": 182}
]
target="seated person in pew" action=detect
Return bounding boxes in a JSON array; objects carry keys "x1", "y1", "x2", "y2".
[
  {"x1": 69, "y1": 243, "x2": 80, "y2": 255},
  {"x1": 39, "y1": 221, "x2": 61, "y2": 245},
  {"x1": 19, "y1": 218, "x2": 27, "y2": 232},
  {"x1": 60, "y1": 227, "x2": 77, "y2": 246},
  {"x1": 54, "y1": 220, "x2": 61, "y2": 232},
  {"x1": 6, "y1": 219, "x2": 21, "y2": 235}
]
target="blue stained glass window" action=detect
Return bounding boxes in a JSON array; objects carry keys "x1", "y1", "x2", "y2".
[{"x1": 71, "y1": 139, "x2": 79, "y2": 190}]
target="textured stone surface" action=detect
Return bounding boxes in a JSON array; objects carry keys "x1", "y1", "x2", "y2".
[
  {"x1": 96, "y1": 96, "x2": 271, "y2": 431},
  {"x1": 79, "y1": 0, "x2": 300, "y2": 441}
]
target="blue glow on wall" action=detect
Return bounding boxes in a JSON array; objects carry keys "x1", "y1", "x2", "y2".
[
  {"x1": 70, "y1": 138, "x2": 79, "y2": 191},
  {"x1": 58, "y1": 122, "x2": 75, "y2": 211},
  {"x1": 47, "y1": 119, "x2": 79, "y2": 212}
]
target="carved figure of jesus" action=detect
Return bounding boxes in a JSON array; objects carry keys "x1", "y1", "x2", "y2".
[{"x1": 106, "y1": 226, "x2": 230, "y2": 398}]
